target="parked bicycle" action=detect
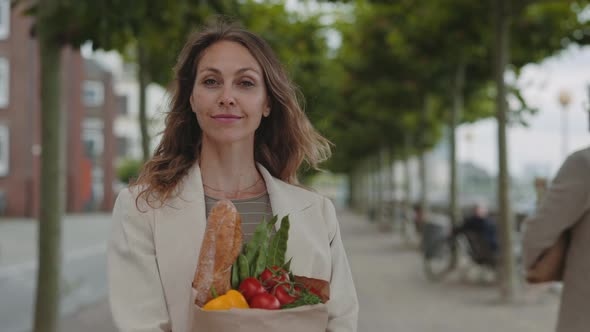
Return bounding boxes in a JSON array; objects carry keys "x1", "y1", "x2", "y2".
[{"x1": 422, "y1": 221, "x2": 498, "y2": 282}]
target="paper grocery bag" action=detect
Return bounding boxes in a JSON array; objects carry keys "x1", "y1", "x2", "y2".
[{"x1": 192, "y1": 303, "x2": 328, "y2": 332}]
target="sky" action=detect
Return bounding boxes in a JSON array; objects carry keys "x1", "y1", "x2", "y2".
[{"x1": 457, "y1": 45, "x2": 590, "y2": 178}]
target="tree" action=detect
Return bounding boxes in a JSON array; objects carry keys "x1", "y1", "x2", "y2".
[
  {"x1": 91, "y1": 1, "x2": 191, "y2": 162},
  {"x1": 32, "y1": 1, "x2": 65, "y2": 331},
  {"x1": 17, "y1": 1, "x2": 196, "y2": 330},
  {"x1": 493, "y1": 0, "x2": 517, "y2": 301}
]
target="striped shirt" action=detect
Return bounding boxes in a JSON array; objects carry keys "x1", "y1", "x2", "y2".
[{"x1": 204, "y1": 192, "x2": 274, "y2": 243}]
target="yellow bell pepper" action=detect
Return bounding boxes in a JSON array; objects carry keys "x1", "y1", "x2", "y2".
[{"x1": 202, "y1": 290, "x2": 249, "y2": 310}]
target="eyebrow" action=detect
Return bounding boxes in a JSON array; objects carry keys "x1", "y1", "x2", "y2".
[{"x1": 198, "y1": 67, "x2": 261, "y2": 76}]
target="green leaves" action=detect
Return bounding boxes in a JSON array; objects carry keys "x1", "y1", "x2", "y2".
[
  {"x1": 238, "y1": 254, "x2": 250, "y2": 285},
  {"x1": 253, "y1": 245, "x2": 268, "y2": 278},
  {"x1": 21, "y1": 0, "x2": 590, "y2": 175},
  {"x1": 267, "y1": 216, "x2": 290, "y2": 268},
  {"x1": 327, "y1": 0, "x2": 590, "y2": 173},
  {"x1": 245, "y1": 217, "x2": 272, "y2": 269},
  {"x1": 239, "y1": 214, "x2": 290, "y2": 280},
  {"x1": 231, "y1": 260, "x2": 240, "y2": 289}
]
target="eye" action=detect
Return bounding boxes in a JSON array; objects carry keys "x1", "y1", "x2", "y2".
[
  {"x1": 203, "y1": 78, "x2": 218, "y2": 86},
  {"x1": 239, "y1": 80, "x2": 255, "y2": 87}
]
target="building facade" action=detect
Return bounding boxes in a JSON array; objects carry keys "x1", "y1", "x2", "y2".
[{"x1": 0, "y1": 2, "x2": 118, "y2": 217}]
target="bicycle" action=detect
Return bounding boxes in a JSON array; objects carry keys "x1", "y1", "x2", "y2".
[{"x1": 422, "y1": 224, "x2": 498, "y2": 282}]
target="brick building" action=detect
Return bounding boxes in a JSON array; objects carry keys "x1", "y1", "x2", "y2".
[{"x1": 0, "y1": 1, "x2": 118, "y2": 217}]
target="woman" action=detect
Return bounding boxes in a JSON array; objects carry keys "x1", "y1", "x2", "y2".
[{"x1": 108, "y1": 21, "x2": 359, "y2": 332}]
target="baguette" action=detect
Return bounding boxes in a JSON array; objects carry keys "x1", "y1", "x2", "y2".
[{"x1": 193, "y1": 199, "x2": 243, "y2": 306}]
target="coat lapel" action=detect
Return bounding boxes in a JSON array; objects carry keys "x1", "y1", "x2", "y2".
[
  {"x1": 257, "y1": 163, "x2": 313, "y2": 231},
  {"x1": 258, "y1": 163, "x2": 316, "y2": 275},
  {"x1": 154, "y1": 164, "x2": 206, "y2": 332}
]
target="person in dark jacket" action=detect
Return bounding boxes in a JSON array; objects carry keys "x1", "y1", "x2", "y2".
[{"x1": 457, "y1": 203, "x2": 498, "y2": 255}]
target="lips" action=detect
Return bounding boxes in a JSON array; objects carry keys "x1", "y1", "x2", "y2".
[
  {"x1": 212, "y1": 114, "x2": 242, "y2": 119},
  {"x1": 211, "y1": 114, "x2": 243, "y2": 123}
]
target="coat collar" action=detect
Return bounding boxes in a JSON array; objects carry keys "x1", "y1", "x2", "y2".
[{"x1": 257, "y1": 162, "x2": 313, "y2": 230}]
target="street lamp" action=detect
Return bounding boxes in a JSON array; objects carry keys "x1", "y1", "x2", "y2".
[{"x1": 558, "y1": 89, "x2": 572, "y2": 160}]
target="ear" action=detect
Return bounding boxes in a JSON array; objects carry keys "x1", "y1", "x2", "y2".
[
  {"x1": 190, "y1": 94, "x2": 196, "y2": 113},
  {"x1": 263, "y1": 98, "x2": 271, "y2": 117}
]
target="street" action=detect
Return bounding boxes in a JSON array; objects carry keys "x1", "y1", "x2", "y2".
[{"x1": 0, "y1": 210, "x2": 561, "y2": 332}]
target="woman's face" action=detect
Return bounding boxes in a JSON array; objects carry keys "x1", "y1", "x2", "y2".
[{"x1": 190, "y1": 41, "x2": 270, "y2": 146}]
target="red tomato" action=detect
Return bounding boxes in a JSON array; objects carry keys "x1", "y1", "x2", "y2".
[
  {"x1": 260, "y1": 266, "x2": 289, "y2": 290},
  {"x1": 274, "y1": 285, "x2": 298, "y2": 306},
  {"x1": 249, "y1": 293, "x2": 281, "y2": 310},
  {"x1": 238, "y1": 277, "x2": 267, "y2": 301}
]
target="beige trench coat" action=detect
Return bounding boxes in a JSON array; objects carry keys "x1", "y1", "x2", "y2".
[
  {"x1": 108, "y1": 163, "x2": 359, "y2": 332},
  {"x1": 523, "y1": 147, "x2": 590, "y2": 332}
]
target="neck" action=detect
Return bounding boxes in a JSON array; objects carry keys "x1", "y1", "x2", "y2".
[{"x1": 199, "y1": 139, "x2": 264, "y2": 199}]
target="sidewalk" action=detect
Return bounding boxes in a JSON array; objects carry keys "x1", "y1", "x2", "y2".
[
  {"x1": 340, "y1": 210, "x2": 560, "y2": 332},
  {"x1": 58, "y1": 209, "x2": 561, "y2": 332},
  {"x1": 0, "y1": 214, "x2": 113, "y2": 332}
]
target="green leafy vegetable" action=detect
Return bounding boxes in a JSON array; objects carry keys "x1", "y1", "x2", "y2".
[
  {"x1": 267, "y1": 215, "x2": 290, "y2": 267},
  {"x1": 238, "y1": 254, "x2": 250, "y2": 284},
  {"x1": 281, "y1": 291, "x2": 322, "y2": 309},
  {"x1": 245, "y1": 219, "x2": 270, "y2": 268},
  {"x1": 231, "y1": 260, "x2": 240, "y2": 289}
]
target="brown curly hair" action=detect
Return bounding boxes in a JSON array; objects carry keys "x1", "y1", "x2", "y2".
[{"x1": 132, "y1": 20, "x2": 332, "y2": 208}]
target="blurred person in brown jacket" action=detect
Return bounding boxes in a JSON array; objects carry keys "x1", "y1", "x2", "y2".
[{"x1": 523, "y1": 146, "x2": 590, "y2": 332}]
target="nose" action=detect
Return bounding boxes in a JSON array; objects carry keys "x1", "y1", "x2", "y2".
[
  {"x1": 218, "y1": 87, "x2": 235, "y2": 107},
  {"x1": 218, "y1": 97, "x2": 235, "y2": 107}
]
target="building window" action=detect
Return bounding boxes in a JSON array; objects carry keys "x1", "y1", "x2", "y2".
[
  {"x1": 0, "y1": 57, "x2": 8, "y2": 108},
  {"x1": 0, "y1": 124, "x2": 9, "y2": 176},
  {"x1": 83, "y1": 119, "x2": 104, "y2": 158},
  {"x1": 0, "y1": 0, "x2": 9, "y2": 40},
  {"x1": 83, "y1": 80, "x2": 104, "y2": 107},
  {"x1": 116, "y1": 136, "x2": 128, "y2": 158},
  {"x1": 116, "y1": 95, "x2": 128, "y2": 116}
]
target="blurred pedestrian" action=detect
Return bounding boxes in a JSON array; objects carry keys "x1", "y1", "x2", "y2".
[
  {"x1": 107, "y1": 20, "x2": 358, "y2": 332},
  {"x1": 456, "y1": 203, "x2": 498, "y2": 256},
  {"x1": 523, "y1": 146, "x2": 590, "y2": 332}
]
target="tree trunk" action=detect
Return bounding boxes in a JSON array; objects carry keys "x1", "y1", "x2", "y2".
[
  {"x1": 419, "y1": 95, "x2": 430, "y2": 223},
  {"x1": 381, "y1": 147, "x2": 394, "y2": 229},
  {"x1": 449, "y1": 61, "x2": 465, "y2": 268},
  {"x1": 450, "y1": 61, "x2": 465, "y2": 228},
  {"x1": 378, "y1": 148, "x2": 389, "y2": 227},
  {"x1": 138, "y1": 42, "x2": 150, "y2": 162},
  {"x1": 362, "y1": 161, "x2": 370, "y2": 214},
  {"x1": 348, "y1": 170, "x2": 356, "y2": 210},
  {"x1": 360, "y1": 161, "x2": 367, "y2": 215},
  {"x1": 373, "y1": 154, "x2": 381, "y2": 223},
  {"x1": 387, "y1": 146, "x2": 396, "y2": 228},
  {"x1": 350, "y1": 168, "x2": 361, "y2": 211},
  {"x1": 494, "y1": 0, "x2": 518, "y2": 301},
  {"x1": 33, "y1": 1, "x2": 65, "y2": 331},
  {"x1": 403, "y1": 133, "x2": 413, "y2": 220}
]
